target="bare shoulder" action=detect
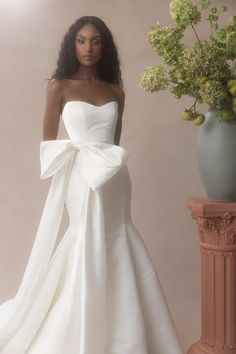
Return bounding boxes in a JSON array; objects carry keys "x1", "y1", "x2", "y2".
[
  {"x1": 46, "y1": 78, "x2": 64, "y2": 96},
  {"x1": 110, "y1": 83, "x2": 125, "y2": 104}
]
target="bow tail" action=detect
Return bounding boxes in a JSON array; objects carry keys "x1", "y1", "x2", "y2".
[
  {"x1": 63, "y1": 185, "x2": 107, "y2": 353},
  {"x1": 0, "y1": 157, "x2": 74, "y2": 349}
]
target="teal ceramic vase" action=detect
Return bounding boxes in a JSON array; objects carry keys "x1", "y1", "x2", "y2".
[{"x1": 197, "y1": 106, "x2": 236, "y2": 202}]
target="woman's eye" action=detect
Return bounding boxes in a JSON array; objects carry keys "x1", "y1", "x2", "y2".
[{"x1": 77, "y1": 39, "x2": 101, "y2": 45}]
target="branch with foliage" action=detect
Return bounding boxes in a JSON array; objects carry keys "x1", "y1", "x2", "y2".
[{"x1": 139, "y1": 0, "x2": 236, "y2": 125}]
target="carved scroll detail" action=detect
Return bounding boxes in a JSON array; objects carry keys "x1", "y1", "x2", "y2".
[{"x1": 190, "y1": 211, "x2": 236, "y2": 246}]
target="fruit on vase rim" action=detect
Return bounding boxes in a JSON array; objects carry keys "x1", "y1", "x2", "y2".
[{"x1": 218, "y1": 108, "x2": 234, "y2": 122}]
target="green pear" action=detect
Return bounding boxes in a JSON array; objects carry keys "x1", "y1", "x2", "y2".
[
  {"x1": 180, "y1": 110, "x2": 193, "y2": 121},
  {"x1": 227, "y1": 79, "x2": 236, "y2": 89},
  {"x1": 219, "y1": 108, "x2": 234, "y2": 122},
  {"x1": 229, "y1": 85, "x2": 236, "y2": 96},
  {"x1": 192, "y1": 114, "x2": 205, "y2": 125}
]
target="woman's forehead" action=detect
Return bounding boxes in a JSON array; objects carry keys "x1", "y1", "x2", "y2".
[{"x1": 76, "y1": 24, "x2": 101, "y2": 37}]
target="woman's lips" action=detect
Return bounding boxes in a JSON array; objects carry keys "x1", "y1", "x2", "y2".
[{"x1": 83, "y1": 55, "x2": 93, "y2": 59}]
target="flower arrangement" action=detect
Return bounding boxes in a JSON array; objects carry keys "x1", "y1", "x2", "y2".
[{"x1": 139, "y1": 0, "x2": 236, "y2": 125}]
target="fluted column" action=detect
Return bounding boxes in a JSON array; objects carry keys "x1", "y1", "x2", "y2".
[{"x1": 187, "y1": 197, "x2": 236, "y2": 354}]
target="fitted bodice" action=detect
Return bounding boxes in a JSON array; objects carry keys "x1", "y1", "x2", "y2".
[{"x1": 62, "y1": 100, "x2": 118, "y2": 144}]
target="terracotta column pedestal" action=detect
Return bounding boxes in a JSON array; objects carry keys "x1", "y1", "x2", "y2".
[{"x1": 187, "y1": 197, "x2": 236, "y2": 354}]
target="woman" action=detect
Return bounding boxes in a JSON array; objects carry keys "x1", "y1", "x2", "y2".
[{"x1": 0, "y1": 16, "x2": 185, "y2": 354}]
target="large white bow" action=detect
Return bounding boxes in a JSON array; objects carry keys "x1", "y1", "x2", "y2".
[{"x1": 40, "y1": 139, "x2": 130, "y2": 190}]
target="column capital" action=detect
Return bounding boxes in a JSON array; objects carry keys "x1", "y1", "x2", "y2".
[{"x1": 187, "y1": 197, "x2": 236, "y2": 253}]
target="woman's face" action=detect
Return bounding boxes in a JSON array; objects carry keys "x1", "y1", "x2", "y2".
[{"x1": 75, "y1": 23, "x2": 102, "y2": 66}]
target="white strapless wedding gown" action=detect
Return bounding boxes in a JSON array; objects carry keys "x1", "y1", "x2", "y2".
[{"x1": 0, "y1": 101, "x2": 184, "y2": 354}]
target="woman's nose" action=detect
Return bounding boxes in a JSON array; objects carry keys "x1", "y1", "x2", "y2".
[{"x1": 86, "y1": 41, "x2": 92, "y2": 51}]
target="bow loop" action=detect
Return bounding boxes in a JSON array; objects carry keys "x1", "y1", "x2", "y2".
[{"x1": 40, "y1": 139, "x2": 76, "y2": 179}]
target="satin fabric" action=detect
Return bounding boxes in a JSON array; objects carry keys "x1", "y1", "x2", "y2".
[{"x1": 0, "y1": 101, "x2": 184, "y2": 354}]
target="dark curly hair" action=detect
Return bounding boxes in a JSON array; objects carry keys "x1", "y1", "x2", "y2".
[{"x1": 47, "y1": 16, "x2": 124, "y2": 89}]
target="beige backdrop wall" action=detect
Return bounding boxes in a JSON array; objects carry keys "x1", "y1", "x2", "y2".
[{"x1": 0, "y1": 0, "x2": 235, "y2": 352}]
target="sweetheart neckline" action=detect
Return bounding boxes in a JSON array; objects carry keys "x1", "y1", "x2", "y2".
[{"x1": 62, "y1": 100, "x2": 118, "y2": 115}]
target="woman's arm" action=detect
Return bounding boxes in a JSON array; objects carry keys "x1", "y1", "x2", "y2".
[
  {"x1": 42, "y1": 79, "x2": 63, "y2": 141},
  {"x1": 114, "y1": 86, "x2": 125, "y2": 146}
]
